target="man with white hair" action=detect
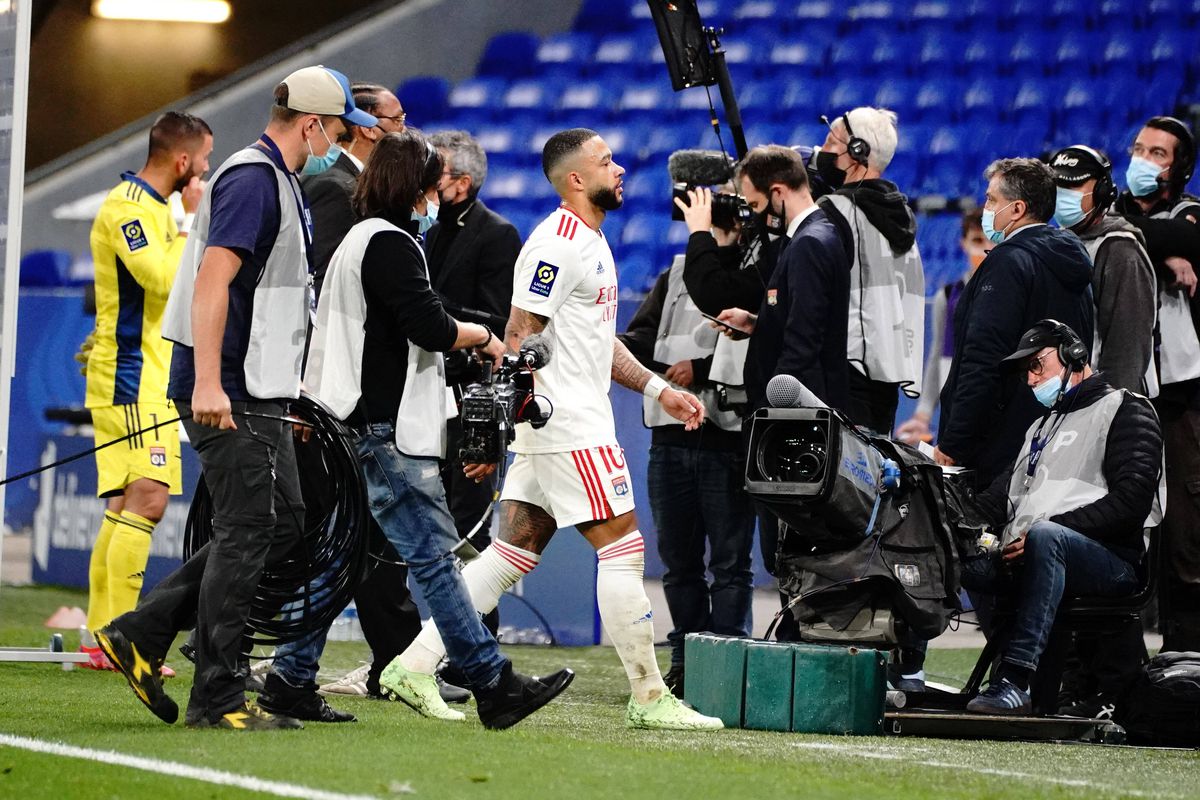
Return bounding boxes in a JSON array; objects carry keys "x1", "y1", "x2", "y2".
[{"x1": 815, "y1": 107, "x2": 924, "y2": 437}]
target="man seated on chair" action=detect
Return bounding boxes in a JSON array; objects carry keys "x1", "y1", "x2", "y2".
[{"x1": 963, "y1": 319, "x2": 1163, "y2": 715}]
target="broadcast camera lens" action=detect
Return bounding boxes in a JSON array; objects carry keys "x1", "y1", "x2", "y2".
[{"x1": 758, "y1": 422, "x2": 828, "y2": 483}]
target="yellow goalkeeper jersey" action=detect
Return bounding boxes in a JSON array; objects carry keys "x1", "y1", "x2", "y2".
[{"x1": 86, "y1": 171, "x2": 186, "y2": 407}]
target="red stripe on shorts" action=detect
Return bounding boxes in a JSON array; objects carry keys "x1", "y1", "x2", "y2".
[
  {"x1": 571, "y1": 450, "x2": 600, "y2": 519},
  {"x1": 583, "y1": 451, "x2": 614, "y2": 517}
]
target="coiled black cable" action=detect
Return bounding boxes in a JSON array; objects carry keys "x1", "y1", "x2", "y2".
[{"x1": 183, "y1": 392, "x2": 379, "y2": 648}]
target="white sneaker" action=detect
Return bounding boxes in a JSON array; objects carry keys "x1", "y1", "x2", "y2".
[{"x1": 319, "y1": 662, "x2": 371, "y2": 697}]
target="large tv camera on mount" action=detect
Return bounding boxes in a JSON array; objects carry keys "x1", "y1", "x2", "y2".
[{"x1": 458, "y1": 335, "x2": 553, "y2": 465}]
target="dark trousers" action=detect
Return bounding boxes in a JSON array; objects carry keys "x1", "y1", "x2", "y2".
[
  {"x1": 647, "y1": 444, "x2": 755, "y2": 665},
  {"x1": 1157, "y1": 394, "x2": 1200, "y2": 651},
  {"x1": 356, "y1": 556, "x2": 422, "y2": 694},
  {"x1": 847, "y1": 367, "x2": 900, "y2": 436},
  {"x1": 116, "y1": 400, "x2": 304, "y2": 723}
]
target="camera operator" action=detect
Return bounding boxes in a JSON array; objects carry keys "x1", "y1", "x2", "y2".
[
  {"x1": 304, "y1": 129, "x2": 573, "y2": 729},
  {"x1": 814, "y1": 107, "x2": 925, "y2": 436},
  {"x1": 425, "y1": 130, "x2": 522, "y2": 581},
  {"x1": 962, "y1": 321, "x2": 1162, "y2": 715},
  {"x1": 1050, "y1": 145, "x2": 1158, "y2": 395},
  {"x1": 935, "y1": 158, "x2": 1094, "y2": 491},
  {"x1": 618, "y1": 196, "x2": 754, "y2": 697},
  {"x1": 1113, "y1": 116, "x2": 1200, "y2": 652}
]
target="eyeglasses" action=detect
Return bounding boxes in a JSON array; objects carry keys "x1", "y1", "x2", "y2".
[
  {"x1": 376, "y1": 112, "x2": 407, "y2": 127},
  {"x1": 1026, "y1": 351, "x2": 1052, "y2": 376}
]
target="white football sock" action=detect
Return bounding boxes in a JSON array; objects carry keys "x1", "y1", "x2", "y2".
[
  {"x1": 399, "y1": 539, "x2": 540, "y2": 674},
  {"x1": 596, "y1": 531, "x2": 666, "y2": 704}
]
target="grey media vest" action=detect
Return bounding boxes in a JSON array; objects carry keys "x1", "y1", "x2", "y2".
[
  {"x1": 1081, "y1": 230, "x2": 1159, "y2": 397},
  {"x1": 823, "y1": 193, "x2": 925, "y2": 389},
  {"x1": 1002, "y1": 387, "x2": 1162, "y2": 545},
  {"x1": 1151, "y1": 202, "x2": 1200, "y2": 385},
  {"x1": 162, "y1": 147, "x2": 309, "y2": 400},
  {"x1": 643, "y1": 255, "x2": 742, "y2": 432}
]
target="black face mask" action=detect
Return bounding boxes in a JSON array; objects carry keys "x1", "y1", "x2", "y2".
[{"x1": 814, "y1": 149, "x2": 847, "y2": 190}]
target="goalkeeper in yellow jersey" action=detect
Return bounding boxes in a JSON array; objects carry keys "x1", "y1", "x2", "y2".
[{"x1": 80, "y1": 112, "x2": 213, "y2": 669}]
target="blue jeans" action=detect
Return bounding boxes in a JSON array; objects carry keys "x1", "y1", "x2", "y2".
[
  {"x1": 271, "y1": 559, "x2": 344, "y2": 688},
  {"x1": 961, "y1": 521, "x2": 1140, "y2": 672},
  {"x1": 647, "y1": 444, "x2": 755, "y2": 665},
  {"x1": 353, "y1": 424, "x2": 506, "y2": 690}
]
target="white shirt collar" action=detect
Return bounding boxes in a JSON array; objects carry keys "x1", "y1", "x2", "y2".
[
  {"x1": 1006, "y1": 221, "x2": 1045, "y2": 240},
  {"x1": 342, "y1": 150, "x2": 363, "y2": 173},
  {"x1": 786, "y1": 202, "x2": 821, "y2": 238}
]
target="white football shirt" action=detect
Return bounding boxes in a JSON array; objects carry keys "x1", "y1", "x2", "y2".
[{"x1": 510, "y1": 205, "x2": 619, "y2": 454}]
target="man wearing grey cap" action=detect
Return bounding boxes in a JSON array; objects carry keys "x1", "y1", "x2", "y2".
[
  {"x1": 1050, "y1": 145, "x2": 1158, "y2": 396},
  {"x1": 962, "y1": 320, "x2": 1162, "y2": 715},
  {"x1": 98, "y1": 66, "x2": 376, "y2": 731}
]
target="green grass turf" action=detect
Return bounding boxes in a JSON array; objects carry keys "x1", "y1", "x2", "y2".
[{"x1": 1, "y1": 584, "x2": 1197, "y2": 799}]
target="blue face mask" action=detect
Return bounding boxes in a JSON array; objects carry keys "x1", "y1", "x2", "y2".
[
  {"x1": 300, "y1": 120, "x2": 343, "y2": 176},
  {"x1": 1125, "y1": 156, "x2": 1164, "y2": 198},
  {"x1": 1032, "y1": 373, "x2": 1064, "y2": 408},
  {"x1": 981, "y1": 201, "x2": 1015, "y2": 244},
  {"x1": 1053, "y1": 187, "x2": 1091, "y2": 229},
  {"x1": 411, "y1": 199, "x2": 439, "y2": 235}
]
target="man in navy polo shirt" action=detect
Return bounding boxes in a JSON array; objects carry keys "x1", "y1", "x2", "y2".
[{"x1": 98, "y1": 65, "x2": 377, "y2": 732}]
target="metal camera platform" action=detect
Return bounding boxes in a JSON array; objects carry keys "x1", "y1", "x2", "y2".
[{"x1": 0, "y1": 633, "x2": 91, "y2": 669}]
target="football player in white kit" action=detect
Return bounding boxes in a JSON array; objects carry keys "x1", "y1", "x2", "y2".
[{"x1": 386, "y1": 128, "x2": 724, "y2": 730}]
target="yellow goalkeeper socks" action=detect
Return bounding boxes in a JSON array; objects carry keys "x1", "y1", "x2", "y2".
[
  {"x1": 106, "y1": 510, "x2": 156, "y2": 620},
  {"x1": 85, "y1": 511, "x2": 121, "y2": 632}
]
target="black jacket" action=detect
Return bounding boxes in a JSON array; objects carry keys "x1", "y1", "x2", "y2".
[
  {"x1": 681, "y1": 230, "x2": 778, "y2": 316},
  {"x1": 300, "y1": 152, "x2": 360, "y2": 302},
  {"x1": 938, "y1": 224, "x2": 1095, "y2": 488},
  {"x1": 818, "y1": 177, "x2": 918, "y2": 256},
  {"x1": 976, "y1": 375, "x2": 1162, "y2": 562},
  {"x1": 745, "y1": 207, "x2": 851, "y2": 412}
]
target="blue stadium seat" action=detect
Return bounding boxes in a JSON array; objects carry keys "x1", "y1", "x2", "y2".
[
  {"x1": 643, "y1": 127, "x2": 694, "y2": 161},
  {"x1": 961, "y1": 36, "x2": 1000, "y2": 76},
  {"x1": 1100, "y1": 31, "x2": 1143, "y2": 75},
  {"x1": 1054, "y1": 31, "x2": 1105, "y2": 75},
  {"x1": 781, "y1": 78, "x2": 835, "y2": 115},
  {"x1": 1147, "y1": 31, "x2": 1193, "y2": 72},
  {"x1": 793, "y1": 0, "x2": 846, "y2": 24},
  {"x1": 917, "y1": 32, "x2": 965, "y2": 75},
  {"x1": 734, "y1": 0, "x2": 780, "y2": 24},
  {"x1": 19, "y1": 250, "x2": 74, "y2": 287},
  {"x1": 870, "y1": 33, "x2": 918, "y2": 75},
  {"x1": 536, "y1": 33, "x2": 596, "y2": 71},
  {"x1": 501, "y1": 80, "x2": 550, "y2": 113},
  {"x1": 910, "y1": 1, "x2": 954, "y2": 24},
  {"x1": 847, "y1": 1, "x2": 900, "y2": 25},
  {"x1": 928, "y1": 125, "x2": 967, "y2": 157},
  {"x1": 828, "y1": 79, "x2": 875, "y2": 113},
  {"x1": 1044, "y1": 0, "x2": 1092, "y2": 28},
  {"x1": 1008, "y1": 31, "x2": 1052, "y2": 77},
  {"x1": 829, "y1": 32, "x2": 885, "y2": 76},
  {"x1": 556, "y1": 81, "x2": 617, "y2": 118},
  {"x1": 446, "y1": 78, "x2": 508, "y2": 115},
  {"x1": 788, "y1": 121, "x2": 828, "y2": 148},
  {"x1": 574, "y1": 0, "x2": 638, "y2": 35},
  {"x1": 874, "y1": 78, "x2": 918, "y2": 116},
  {"x1": 1094, "y1": 0, "x2": 1136, "y2": 30},
  {"x1": 769, "y1": 39, "x2": 828, "y2": 75},
  {"x1": 912, "y1": 79, "x2": 958, "y2": 122},
  {"x1": 1011, "y1": 79, "x2": 1055, "y2": 131},
  {"x1": 617, "y1": 82, "x2": 677, "y2": 121},
  {"x1": 740, "y1": 80, "x2": 795, "y2": 122},
  {"x1": 886, "y1": 150, "x2": 919, "y2": 190},
  {"x1": 743, "y1": 122, "x2": 793, "y2": 148},
  {"x1": 395, "y1": 76, "x2": 451, "y2": 122},
  {"x1": 961, "y1": 78, "x2": 1013, "y2": 121},
  {"x1": 477, "y1": 32, "x2": 540, "y2": 79}
]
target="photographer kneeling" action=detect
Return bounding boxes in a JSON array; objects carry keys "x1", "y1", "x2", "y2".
[
  {"x1": 964, "y1": 321, "x2": 1162, "y2": 715},
  {"x1": 304, "y1": 130, "x2": 572, "y2": 728}
]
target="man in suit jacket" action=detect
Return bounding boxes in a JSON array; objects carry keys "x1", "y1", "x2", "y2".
[
  {"x1": 426, "y1": 131, "x2": 523, "y2": 568},
  {"x1": 935, "y1": 157, "x2": 1095, "y2": 491},
  {"x1": 302, "y1": 83, "x2": 406, "y2": 301}
]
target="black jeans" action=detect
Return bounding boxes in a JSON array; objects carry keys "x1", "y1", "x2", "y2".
[
  {"x1": 116, "y1": 400, "x2": 304, "y2": 723},
  {"x1": 1157, "y1": 391, "x2": 1200, "y2": 651},
  {"x1": 847, "y1": 367, "x2": 900, "y2": 436}
]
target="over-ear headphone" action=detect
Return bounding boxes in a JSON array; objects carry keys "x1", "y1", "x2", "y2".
[
  {"x1": 1043, "y1": 318, "x2": 1089, "y2": 371},
  {"x1": 1077, "y1": 145, "x2": 1116, "y2": 213},
  {"x1": 820, "y1": 113, "x2": 870, "y2": 167}
]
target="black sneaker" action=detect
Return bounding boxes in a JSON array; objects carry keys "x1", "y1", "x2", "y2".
[
  {"x1": 258, "y1": 674, "x2": 356, "y2": 723},
  {"x1": 886, "y1": 664, "x2": 926, "y2": 693},
  {"x1": 474, "y1": 663, "x2": 574, "y2": 730},
  {"x1": 186, "y1": 702, "x2": 304, "y2": 730},
  {"x1": 96, "y1": 625, "x2": 178, "y2": 724},
  {"x1": 966, "y1": 678, "x2": 1032, "y2": 716},
  {"x1": 1057, "y1": 693, "x2": 1116, "y2": 719},
  {"x1": 438, "y1": 675, "x2": 472, "y2": 704},
  {"x1": 664, "y1": 664, "x2": 686, "y2": 698}
]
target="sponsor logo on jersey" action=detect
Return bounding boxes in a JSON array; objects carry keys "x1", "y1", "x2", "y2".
[
  {"x1": 596, "y1": 261, "x2": 605, "y2": 274},
  {"x1": 529, "y1": 261, "x2": 559, "y2": 297},
  {"x1": 121, "y1": 220, "x2": 149, "y2": 252},
  {"x1": 612, "y1": 475, "x2": 629, "y2": 496},
  {"x1": 149, "y1": 446, "x2": 166, "y2": 467}
]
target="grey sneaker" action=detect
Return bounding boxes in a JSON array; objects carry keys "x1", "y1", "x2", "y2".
[
  {"x1": 379, "y1": 658, "x2": 465, "y2": 721},
  {"x1": 319, "y1": 663, "x2": 371, "y2": 697}
]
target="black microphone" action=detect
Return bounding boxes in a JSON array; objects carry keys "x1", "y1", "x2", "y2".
[
  {"x1": 668, "y1": 149, "x2": 736, "y2": 186},
  {"x1": 518, "y1": 333, "x2": 552, "y2": 370},
  {"x1": 765, "y1": 374, "x2": 827, "y2": 409}
]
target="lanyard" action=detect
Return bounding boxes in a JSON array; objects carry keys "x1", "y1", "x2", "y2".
[{"x1": 255, "y1": 134, "x2": 315, "y2": 270}]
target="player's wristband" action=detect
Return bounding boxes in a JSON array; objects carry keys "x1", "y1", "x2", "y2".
[
  {"x1": 179, "y1": 212, "x2": 196, "y2": 235},
  {"x1": 644, "y1": 375, "x2": 669, "y2": 401}
]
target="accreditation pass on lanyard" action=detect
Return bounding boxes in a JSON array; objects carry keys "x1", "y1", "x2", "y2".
[{"x1": 1023, "y1": 428, "x2": 1050, "y2": 488}]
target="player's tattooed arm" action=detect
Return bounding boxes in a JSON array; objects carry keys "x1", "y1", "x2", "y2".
[
  {"x1": 505, "y1": 306, "x2": 548, "y2": 353},
  {"x1": 612, "y1": 338, "x2": 653, "y2": 392}
]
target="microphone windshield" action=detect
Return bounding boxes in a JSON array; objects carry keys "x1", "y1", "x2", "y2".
[
  {"x1": 668, "y1": 149, "x2": 735, "y2": 187},
  {"x1": 765, "y1": 374, "x2": 827, "y2": 409},
  {"x1": 519, "y1": 333, "x2": 553, "y2": 369}
]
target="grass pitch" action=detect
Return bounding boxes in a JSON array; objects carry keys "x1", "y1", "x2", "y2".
[{"x1": 0, "y1": 585, "x2": 1196, "y2": 799}]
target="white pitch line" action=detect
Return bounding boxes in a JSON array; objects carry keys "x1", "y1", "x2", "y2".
[
  {"x1": 789, "y1": 741, "x2": 1179, "y2": 799},
  {"x1": 0, "y1": 733, "x2": 379, "y2": 800}
]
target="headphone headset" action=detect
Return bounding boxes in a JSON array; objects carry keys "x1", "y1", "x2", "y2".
[
  {"x1": 820, "y1": 113, "x2": 870, "y2": 167},
  {"x1": 1074, "y1": 145, "x2": 1116, "y2": 213},
  {"x1": 1039, "y1": 318, "x2": 1089, "y2": 371}
]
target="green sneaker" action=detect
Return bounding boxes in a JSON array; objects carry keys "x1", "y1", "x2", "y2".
[
  {"x1": 626, "y1": 692, "x2": 724, "y2": 731},
  {"x1": 379, "y1": 658, "x2": 465, "y2": 721}
]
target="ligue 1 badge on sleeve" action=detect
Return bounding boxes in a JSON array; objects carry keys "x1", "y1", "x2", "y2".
[
  {"x1": 530, "y1": 261, "x2": 560, "y2": 298},
  {"x1": 766, "y1": 288, "x2": 778, "y2": 306}
]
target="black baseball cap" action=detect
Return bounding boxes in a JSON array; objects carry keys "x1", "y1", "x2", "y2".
[
  {"x1": 1049, "y1": 145, "x2": 1110, "y2": 187},
  {"x1": 1002, "y1": 320, "x2": 1075, "y2": 364}
]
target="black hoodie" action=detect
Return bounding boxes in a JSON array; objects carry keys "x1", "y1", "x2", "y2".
[
  {"x1": 938, "y1": 224, "x2": 1095, "y2": 489},
  {"x1": 817, "y1": 178, "x2": 918, "y2": 256}
]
